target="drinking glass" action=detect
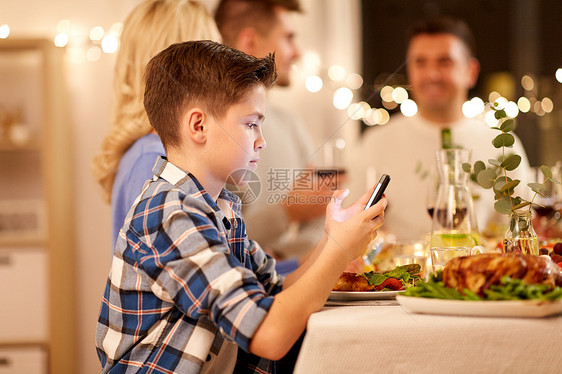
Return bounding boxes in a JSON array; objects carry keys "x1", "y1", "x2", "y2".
[{"x1": 389, "y1": 240, "x2": 429, "y2": 277}]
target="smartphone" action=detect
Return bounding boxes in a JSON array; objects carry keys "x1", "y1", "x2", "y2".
[{"x1": 364, "y1": 174, "x2": 390, "y2": 210}]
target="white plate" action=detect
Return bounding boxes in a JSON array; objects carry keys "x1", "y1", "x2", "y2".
[
  {"x1": 329, "y1": 290, "x2": 403, "y2": 301},
  {"x1": 396, "y1": 295, "x2": 562, "y2": 318}
]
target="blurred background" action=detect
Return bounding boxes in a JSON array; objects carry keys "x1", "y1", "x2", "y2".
[{"x1": 0, "y1": 0, "x2": 560, "y2": 373}]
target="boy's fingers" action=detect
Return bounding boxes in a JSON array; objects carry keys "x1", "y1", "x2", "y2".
[
  {"x1": 363, "y1": 197, "x2": 387, "y2": 220},
  {"x1": 331, "y1": 188, "x2": 349, "y2": 204}
]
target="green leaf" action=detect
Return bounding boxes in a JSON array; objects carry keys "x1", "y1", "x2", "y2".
[
  {"x1": 527, "y1": 182, "x2": 546, "y2": 194},
  {"x1": 494, "y1": 196, "x2": 513, "y2": 214},
  {"x1": 500, "y1": 119, "x2": 515, "y2": 132},
  {"x1": 494, "y1": 176, "x2": 512, "y2": 192},
  {"x1": 474, "y1": 161, "x2": 486, "y2": 175},
  {"x1": 492, "y1": 133, "x2": 515, "y2": 148},
  {"x1": 540, "y1": 165, "x2": 553, "y2": 179},
  {"x1": 367, "y1": 273, "x2": 388, "y2": 286},
  {"x1": 500, "y1": 179, "x2": 520, "y2": 192},
  {"x1": 494, "y1": 109, "x2": 507, "y2": 119},
  {"x1": 462, "y1": 162, "x2": 472, "y2": 173},
  {"x1": 513, "y1": 201, "x2": 530, "y2": 210},
  {"x1": 488, "y1": 159, "x2": 502, "y2": 167},
  {"x1": 477, "y1": 168, "x2": 497, "y2": 189},
  {"x1": 490, "y1": 127, "x2": 501, "y2": 131},
  {"x1": 501, "y1": 155, "x2": 522, "y2": 171}
]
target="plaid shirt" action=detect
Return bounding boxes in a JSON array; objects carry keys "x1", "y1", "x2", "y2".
[{"x1": 96, "y1": 157, "x2": 284, "y2": 373}]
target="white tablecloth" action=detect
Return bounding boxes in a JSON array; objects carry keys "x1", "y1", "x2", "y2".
[{"x1": 294, "y1": 304, "x2": 562, "y2": 373}]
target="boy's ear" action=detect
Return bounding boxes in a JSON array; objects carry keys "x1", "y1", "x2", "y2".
[{"x1": 183, "y1": 108, "x2": 207, "y2": 144}]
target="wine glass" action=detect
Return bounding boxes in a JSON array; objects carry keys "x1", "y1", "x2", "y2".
[{"x1": 530, "y1": 166, "x2": 559, "y2": 238}]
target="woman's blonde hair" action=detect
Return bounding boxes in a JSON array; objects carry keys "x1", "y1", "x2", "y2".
[{"x1": 92, "y1": 0, "x2": 220, "y2": 202}]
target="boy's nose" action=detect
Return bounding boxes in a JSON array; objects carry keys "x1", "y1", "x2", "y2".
[{"x1": 256, "y1": 134, "x2": 266, "y2": 151}]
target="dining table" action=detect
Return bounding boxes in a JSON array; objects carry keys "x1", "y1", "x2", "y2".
[{"x1": 293, "y1": 299, "x2": 562, "y2": 373}]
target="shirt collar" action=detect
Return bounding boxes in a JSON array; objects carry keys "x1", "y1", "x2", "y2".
[{"x1": 152, "y1": 156, "x2": 241, "y2": 215}]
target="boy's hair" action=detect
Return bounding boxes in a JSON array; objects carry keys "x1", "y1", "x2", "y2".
[
  {"x1": 406, "y1": 16, "x2": 476, "y2": 58},
  {"x1": 143, "y1": 40, "x2": 276, "y2": 150},
  {"x1": 215, "y1": 0, "x2": 302, "y2": 46}
]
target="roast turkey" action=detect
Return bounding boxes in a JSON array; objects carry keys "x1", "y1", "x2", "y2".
[{"x1": 442, "y1": 253, "x2": 562, "y2": 296}]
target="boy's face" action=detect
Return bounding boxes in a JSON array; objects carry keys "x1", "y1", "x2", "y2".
[
  {"x1": 406, "y1": 33, "x2": 479, "y2": 118},
  {"x1": 208, "y1": 84, "x2": 267, "y2": 185}
]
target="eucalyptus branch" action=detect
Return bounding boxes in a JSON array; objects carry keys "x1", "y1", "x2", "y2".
[{"x1": 461, "y1": 103, "x2": 560, "y2": 216}]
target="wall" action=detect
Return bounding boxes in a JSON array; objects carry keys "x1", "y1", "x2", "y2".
[{"x1": 1, "y1": 0, "x2": 361, "y2": 372}]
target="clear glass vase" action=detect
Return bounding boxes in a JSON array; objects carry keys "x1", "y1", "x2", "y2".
[
  {"x1": 503, "y1": 209, "x2": 539, "y2": 255},
  {"x1": 429, "y1": 149, "x2": 481, "y2": 248}
]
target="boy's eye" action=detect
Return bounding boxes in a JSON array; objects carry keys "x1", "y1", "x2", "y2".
[{"x1": 247, "y1": 122, "x2": 257, "y2": 128}]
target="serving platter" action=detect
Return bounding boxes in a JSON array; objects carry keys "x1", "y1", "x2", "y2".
[
  {"x1": 329, "y1": 290, "x2": 403, "y2": 301},
  {"x1": 396, "y1": 295, "x2": 562, "y2": 318}
]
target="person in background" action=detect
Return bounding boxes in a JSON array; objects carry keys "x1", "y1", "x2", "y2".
[
  {"x1": 92, "y1": 0, "x2": 221, "y2": 248},
  {"x1": 96, "y1": 39, "x2": 387, "y2": 373},
  {"x1": 349, "y1": 16, "x2": 530, "y2": 241},
  {"x1": 215, "y1": 0, "x2": 336, "y2": 266}
]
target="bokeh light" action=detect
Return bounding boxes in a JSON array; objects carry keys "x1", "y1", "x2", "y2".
[
  {"x1": 110, "y1": 22, "x2": 124, "y2": 37},
  {"x1": 380, "y1": 86, "x2": 394, "y2": 102},
  {"x1": 521, "y1": 75, "x2": 534, "y2": 91},
  {"x1": 392, "y1": 87, "x2": 408, "y2": 104},
  {"x1": 504, "y1": 101, "x2": 519, "y2": 118},
  {"x1": 347, "y1": 103, "x2": 365, "y2": 120},
  {"x1": 517, "y1": 97, "x2": 531, "y2": 113},
  {"x1": 54, "y1": 33, "x2": 69, "y2": 47},
  {"x1": 0, "y1": 24, "x2": 9, "y2": 39},
  {"x1": 488, "y1": 91, "x2": 501, "y2": 103},
  {"x1": 541, "y1": 97, "x2": 554, "y2": 113},
  {"x1": 305, "y1": 75, "x2": 323, "y2": 93},
  {"x1": 328, "y1": 65, "x2": 346, "y2": 81},
  {"x1": 335, "y1": 138, "x2": 346, "y2": 150},
  {"x1": 485, "y1": 110, "x2": 499, "y2": 127},
  {"x1": 400, "y1": 99, "x2": 418, "y2": 117},
  {"x1": 556, "y1": 68, "x2": 562, "y2": 83},
  {"x1": 346, "y1": 73, "x2": 363, "y2": 90},
  {"x1": 89, "y1": 26, "x2": 105, "y2": 41},
  {"x1": 333, "y1": 87, "x2": 353, "y2": 110},
  {"x1": 101, "y1": 34, "x2": 119, "y2": 53}
]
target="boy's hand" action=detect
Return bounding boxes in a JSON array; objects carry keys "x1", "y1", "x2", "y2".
[{"x1": 324, "y1": 188, "x2": 386, "y2": 260}]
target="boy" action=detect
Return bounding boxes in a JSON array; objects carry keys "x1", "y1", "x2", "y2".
[{"x1": 96, "y1": 40, "x2": 386, "y2": 373}]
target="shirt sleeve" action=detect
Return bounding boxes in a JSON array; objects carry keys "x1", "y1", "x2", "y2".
[{"x1": 128, "y1": 193, "x2": 275, "y2": 352}]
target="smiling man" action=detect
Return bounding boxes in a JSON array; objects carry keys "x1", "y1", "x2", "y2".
[{"x1": 350, "y1": 16, "x2": 531, "y2": 241}]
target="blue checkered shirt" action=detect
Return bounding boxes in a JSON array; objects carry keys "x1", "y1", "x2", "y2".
[{"x1": 96, "y1": 157, "x2": 284, "y2": 373}]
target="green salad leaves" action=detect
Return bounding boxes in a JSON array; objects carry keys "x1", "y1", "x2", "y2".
[
  {"x1": 365, "y1": 264, "x2": 422, "y2": 290},
  {"x1": 405, "y1": 271, "x2": 562, "y2": 301}
]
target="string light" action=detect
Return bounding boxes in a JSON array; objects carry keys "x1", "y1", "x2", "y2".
[
  {"x1": 54, "y1": 33, "x2": 69, "y2": 47},
  {"x1": 0, "y1": 24, "x2": 10, "y2": 39},
  {"x1": 400, "y1": 99, "x2": 417, "y2": 117},
  {"x1": 333, "y1": 87, "x2": 353, "y2": 110},
  {"x1": 556, "y1": 68, "x2": 562, "y2": 84},
  {"x1": 305, "y1": 75, "x2": 323, "y2": 93},
  {"x1": 504, "y1": 101, "x2": 519, "y2": 118},
  {"x1": 517, "y1": 97, "x2": 531, "y2": 113}
]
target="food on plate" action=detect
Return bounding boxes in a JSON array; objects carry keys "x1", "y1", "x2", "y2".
[
  {"x1": 443, "y1": 253, "x2": 562, "y2": 296},
  {"x1": 405, "y1": 253, "x2": 562, "y2": 301},
  {"x1": 333, "y1": 272, "x2": 375, "y2": 291},
  {"x1": 333, "y1": 264, "x2": 421, "y2": 292}
]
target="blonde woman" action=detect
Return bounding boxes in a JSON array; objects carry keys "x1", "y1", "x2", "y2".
[{"x1": 93, "y1": 0, "x2": 221, "y2": 246}]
